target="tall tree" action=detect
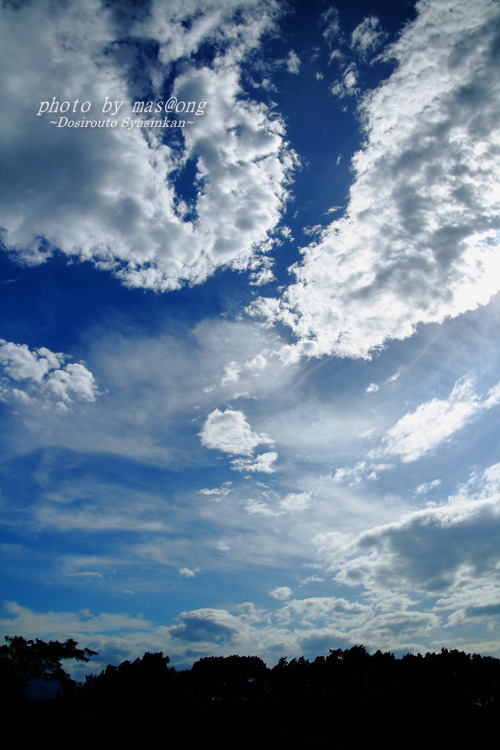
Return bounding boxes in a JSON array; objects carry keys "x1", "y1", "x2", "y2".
[{"x1": 0, "y1": 635, "x2": 97, "y2": 700}]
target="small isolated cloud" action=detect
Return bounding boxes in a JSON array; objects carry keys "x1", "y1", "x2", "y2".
[
  {"x1": 179, "y1": 567, "x2": 200, "y2": 578},
  {"x1": 286, "y1": 50, "x2": 301, "y2": 74},
  {"x1": 366, "y1": 371, "x2": 400, "y2": 393},
  {"x1": 379, "y1": 377, "x2": 500, "y2": 462},
  {"x1": 0, "y1": 339, "x2": 98, "y2": 409},
  {"x1": 270, "y1": 586, "x2": 293, "y2": 601},
  {"x1": 232, "y1": 451, "x2": 278, "y2": 474},
  {"x1": 198, "y1": 482, "x2": 233, "y2": 498},
  {"x1": 351, "y1": 16, "x2": 387, "y2": 56},
  {"x1": 343, "y1": 65, "x2": 358, "y2": 91},
  {"x1": 330, "y1": 63, "x2": 359, "y2": 98},
  {"x1": 200, "y1": 408, "x2": 275, "y2": 473}
]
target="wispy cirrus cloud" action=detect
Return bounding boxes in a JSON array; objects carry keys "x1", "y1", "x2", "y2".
[{"x1": 377, "y1": 377, "x2": 500, "y2": 463}]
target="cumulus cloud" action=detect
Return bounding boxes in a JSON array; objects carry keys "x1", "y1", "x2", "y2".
[
  {"x1": 170, "y1": 608, "x2": 242, "y2": 643},
  {"x1": 232, "y1": 451, "x2": 278, "y2": 474},
  {"x1": 200, "y1": 407, "x2": 274, "y2": 458},
  {"x1": 276, "y1": 596, "x2": 367, "y2": 626},
  {"x1": 318, "y1": 463, "x2": 500, "y2": 601},
  {"x1": 250, "y1": 0, "x2": 500, "y2": 361},
  {"x1": 270, "y1": 586, "x2": 293, "y2": 601},
  {"x1": 0, "y1": 339, "x2": 98, "y2": 409},
  {"x1": 0, "y1": 0, "x2": 292, "y2": 291}
]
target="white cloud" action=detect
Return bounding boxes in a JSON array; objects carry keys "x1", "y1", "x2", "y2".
[
  {"x1": 206, "y1": 351, "x2": 270, "y2": 392},
  {"x1": 251, "y1": 0, "x2": 500, "y2": 360},
  {"x1": 270, "y1": 586, "x2": 293, "y2": 601},
  {"x1": 321, "y1": 7, "x2": 341, "y2": 47},
  {"x1": 276, "y1": 596, "x2": 367, "y2": 626},
  {"x1": 415, "y1": 479, "x2": 442, "y2": 495},
  {"x1": 330, "y1": 63, "x2": 359, "y2": 99},
  {"x1": 170, "y1": 607, "x2": 248, "y2": 644},
  {"x1": 179, "y1": 567, "x2": 200, "y2": 578},
  {"x1": 351, "y1": 16, "x2": 387, "y2": 55},
  {"x1": 318, "y1": 463, "x2": 500, "y2": 601},
  {"x1": 200, "y1": 408, "x2": 274, "y2": 456},
  {"x1": 378, "y1": 377, "x2": 499, "y2": 462},
  {"x1": 198, "y1": 482, "x2": 233, "y2": 498},
  {"x1": 232, "y1": 451, "x2": 278, "y2": 474},
  {"x1": 0, "y1": 600, "x2": 150, "y2": 637},
  {"x1": 245, "y1": 498, "x2": 279, "y2": 517},
  {"x1": 331, "y1": 461, "x2": 393, "y2": 486},
  {"x1": 286, "y1": 50, "x2": 301, "y2": 74},
  {"x1": 278, "y1": 492, "x2": 312, "y2": 513},
  {"x1": 366, "y1": 371, "x2": 400, "y2": 393},
  {"x1": 0, "y1": 0, "x2": 293, "y2": 291},
  {"x1": 0, "y1": 339, "x2": 99, "y2": 408},
  {"x1": 37, "y1": 503, "x2": 168, "y2": 534}
]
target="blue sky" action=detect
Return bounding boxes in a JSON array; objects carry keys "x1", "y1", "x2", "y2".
[{"x1": 0, "y1": 0, "x2": 499, "y2": 676}]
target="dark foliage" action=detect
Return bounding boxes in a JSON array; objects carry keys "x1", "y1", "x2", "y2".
[
  {"x1": 2, "y1": 636, "x2": 499, "y2": 729},
  {"x1": 82, "y1": 651, "x2": 173, "y2": 707},
  {"x1": 0, "y1": 635, "x2": 97, "y2": 702}
]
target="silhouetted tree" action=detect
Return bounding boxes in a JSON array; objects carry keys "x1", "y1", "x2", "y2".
[
  {"x1": 83, "y1": 651, "x2": 174, "y2": 708},
  {"x1": 186, "y1": 655, "x2": 269, "y2": 713},
  {"x1": 0, "y1": 635, "x2": 97, "y2": 701}
]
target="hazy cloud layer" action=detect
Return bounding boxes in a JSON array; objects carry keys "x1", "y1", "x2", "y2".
[{"x1": 251, "y1": 0, "x2": 500, "y2": 361}]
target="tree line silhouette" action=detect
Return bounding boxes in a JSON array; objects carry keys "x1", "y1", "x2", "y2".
[{"x1": 1, "y1": 635, "x2": 499, "y2": 719}]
